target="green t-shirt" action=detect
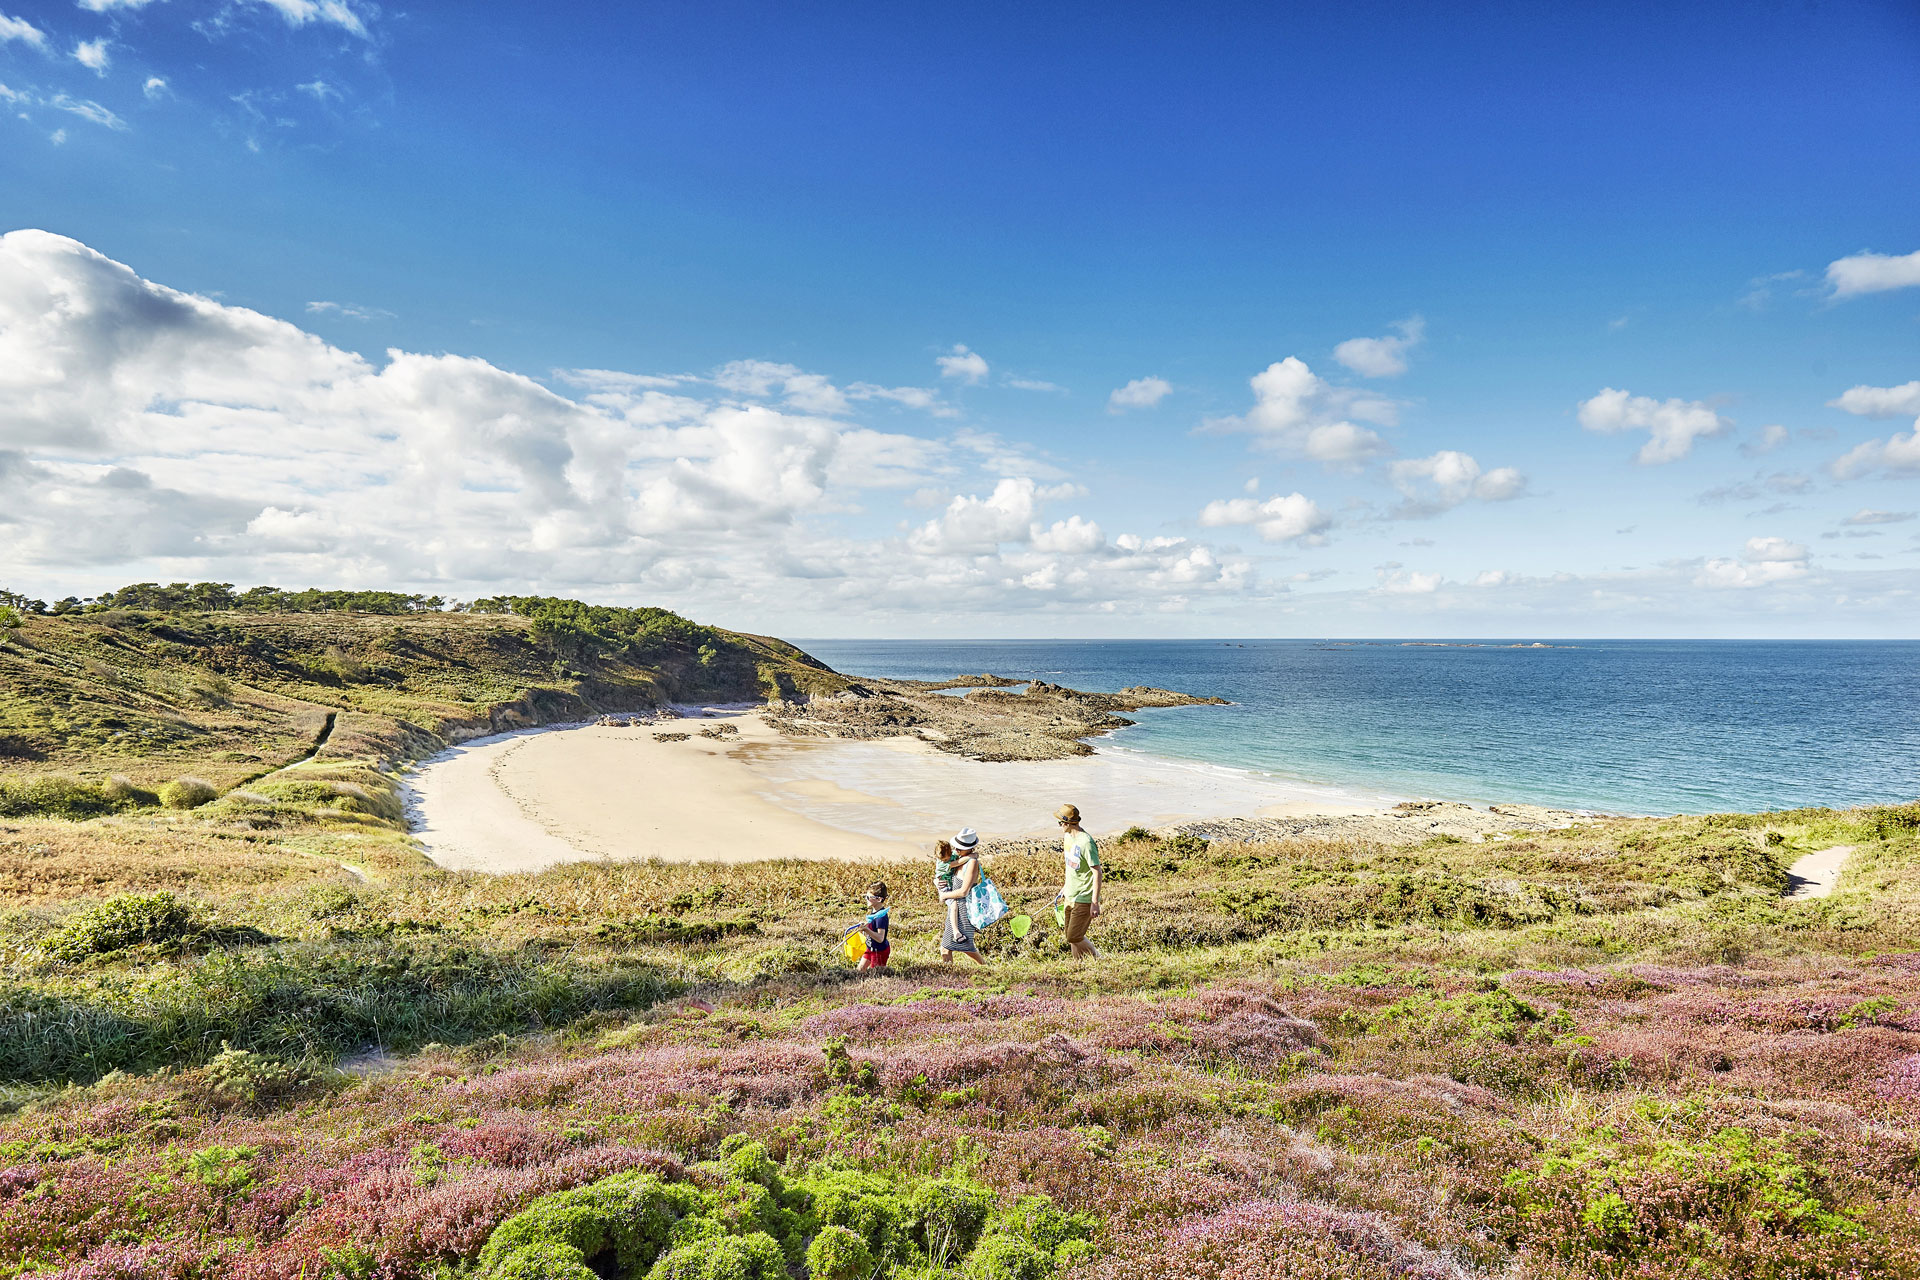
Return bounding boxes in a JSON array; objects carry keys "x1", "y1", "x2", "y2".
[{"x1": 1062, "y1": 831, "x2": 1101, "y2": 904}]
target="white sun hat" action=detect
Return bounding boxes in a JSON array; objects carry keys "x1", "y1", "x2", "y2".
[{"x1": 953, "y1": 827, "x2": 979, "y2": 851}]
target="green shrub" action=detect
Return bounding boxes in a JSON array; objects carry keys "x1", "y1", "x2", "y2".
[
  {"x1": 966, "y1": 1234, "x2": 1052, "y2": 1280},
  {"x1": 39, "y1": 891, "x2": 212, "y2": 962},
  {"x1": 180, "y1": 1143, "x2": 257, "y2": 1194},
  {"x1": 993, "y1": 1195, "x2": 1096, "y2": 1254},
  {"x1": 478, "y1": 1171, "x2": 706, "y2": 1278},
  {"x1": 647, "y1": 1231, "x2": 786, "y2": 1280},
  {"x1": 912, "y1": 1180, "x2": 994, "y2": 1265},
  {"x1": 805, "y1": 1226, "x2": 874, "y2": 1280},
  {"x1": 0, "y1": 776, "x2": 125, "y2": 820},
  {"x1": 102, "y1": 774, "x2": 159, "y2": 807},
  {"x1": 1864, "y1": 803, "x2": 1920, "y2": 840},
  {"x1": 159, "y1": 776, "x2": 219, "y2": 809},
  {"x1": 195, "y1": 1041, "x2": 325, "y2": 1108}
]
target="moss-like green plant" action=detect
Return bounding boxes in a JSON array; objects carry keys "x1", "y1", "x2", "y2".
[
  {"x1": 646, "y1": 1231, "x2": 786, "y2": 1280},
  {"x1": 804, "y1": 1226, "x2": 873, "y2": 1280},
  {"x1": 965, "y1": 1234, "x2": 1052, "y2": 1280},
  {"x1": 477, "y1": 1171, "x2": 707, "y2": 1279}
]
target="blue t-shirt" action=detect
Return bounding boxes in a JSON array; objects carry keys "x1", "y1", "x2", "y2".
[{"x1": 865, "y1": 907, "x2": 890, "y2": 951}]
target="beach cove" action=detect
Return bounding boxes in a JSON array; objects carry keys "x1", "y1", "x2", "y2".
[{"x1": 404, "y1": 707, "x2": 1598, "y2": 873}]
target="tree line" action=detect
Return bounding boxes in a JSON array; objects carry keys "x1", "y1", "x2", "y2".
[{"x1": 0, "y1": 583, "x2": 451, "y2": 616}]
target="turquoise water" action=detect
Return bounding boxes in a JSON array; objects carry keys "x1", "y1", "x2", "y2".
[{"x1": 793, "y1": 639, "x2": 1920, "y2": 816}]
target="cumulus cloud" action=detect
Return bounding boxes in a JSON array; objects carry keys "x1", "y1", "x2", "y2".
[
  {"x1": 1107, "y1": 376, "x2": 1171, "y2": 412},
  {"x1": 936, "y1": 344, "x2": 988, "y2": 384},
  {"x1": 1842, "y1": 509, "x2": 1916, "y2": 527},
  {"x1": 1831, "y1": 381, "x2": 1920, "y2": 418},
  {"x1": 1204, "y1": 356, "x2": 1395, "y2": 464},
  {"x1": 1695, "y1": 537, "x2": 1810, "y2": 589},
  {"x1": 1198, "y1": 492, "x2": 1332, "y2": 545},
  {"x1": 1826, "y1": 249, "x2": 1920, "y2": 298},
  {"x1": 909, "y1": 478, "x2": 1063, "y2": 555},
  {"x1": 143, "y1": 76, "x2": 169, "y2": 99},
  {"x1": 0, "y1": 13, "x2": 45, "y2": 47},
  {"x1": 0, "y1": 231, "x2": 1256, "y2": 621},
  {"x1": 1333, "y1": 316, "x2": 1424, "y2": 378},
  {"x1": 1577, "y1": 388, "x2": 1732, "y2": 464},
  {"x1": 1387, "y1": 450, "x2": 1525, "y2": 518},
  {"x1": 1829, "y1": 426, "x2": 1920, "y2": 481}
]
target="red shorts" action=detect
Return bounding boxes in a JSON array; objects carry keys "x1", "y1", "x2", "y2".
[{"x1": 859, "y1": 945, "x2": 890, "y2": 968}]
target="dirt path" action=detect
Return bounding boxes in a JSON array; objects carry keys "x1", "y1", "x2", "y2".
[{"x1": 1785, "y1": 845, "x2": 1854, "y2": 899}]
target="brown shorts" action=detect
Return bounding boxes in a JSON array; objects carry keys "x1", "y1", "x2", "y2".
[{"x1": 1064, "y1": 902, "x2": 1095, "y2": 944}]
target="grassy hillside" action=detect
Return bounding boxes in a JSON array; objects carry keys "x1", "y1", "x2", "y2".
[
  {"x1": 0, "y1": 590, "x2": 1914, "y2": 1278},
  {"x1": 0, "y1": 599, "x2": 851, "y2": 794}
]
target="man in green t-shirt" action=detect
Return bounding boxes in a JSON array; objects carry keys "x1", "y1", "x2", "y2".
[{"x1": 1055, "y1": 803, "x2": 1102, "y2": 960}]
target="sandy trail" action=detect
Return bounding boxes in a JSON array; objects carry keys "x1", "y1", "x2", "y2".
[
  {"x1": 1785, "y1": 845, "x2": 1854, "y2": 899},
  {"x1": 405, "y1": 711, "x2": 1392, "y2": 874}
]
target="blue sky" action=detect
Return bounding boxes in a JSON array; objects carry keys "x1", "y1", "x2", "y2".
[{"x1": 1, "y1": 0, "x2": 1917, "y2": 636}]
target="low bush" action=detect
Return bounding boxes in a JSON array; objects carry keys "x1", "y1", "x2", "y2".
[
  {"x1": 0, "y1": 776, "x2": 129, "y2": 820},
  {"x1": 473, "y1": 1145, "x2": 1087, "y2": 1280},
  {"x1": 158, "y1": 777, "x2": 219, "y2": 810},
  {"x1": 0, "y1": 935, "x2": 681, "y2": 1083},
  {"x1": 38, "y1": 891, "x2": 213, "y2": 963}
]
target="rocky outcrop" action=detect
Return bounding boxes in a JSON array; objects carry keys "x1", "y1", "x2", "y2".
[{"x1": 763, "y1": 674, "x2": 1230, "y2": 762}]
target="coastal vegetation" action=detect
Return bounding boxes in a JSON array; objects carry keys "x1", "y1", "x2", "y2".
[{"x1": 0, "y1": 587, "x2": 1913, "y2": 1277}]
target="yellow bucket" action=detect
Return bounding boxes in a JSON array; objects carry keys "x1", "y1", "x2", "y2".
[{"x1": 843, "y1": 931, "x2": 867, "y2": 965}]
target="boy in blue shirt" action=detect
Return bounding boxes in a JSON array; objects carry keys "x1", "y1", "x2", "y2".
[{"x1": 856, "y1": 882, "x2": 890, "y2": 968}]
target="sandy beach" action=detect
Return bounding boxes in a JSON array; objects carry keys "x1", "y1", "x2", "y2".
[{"x1": 405, "y1": 709, "x2": 1397, "y2": 873}]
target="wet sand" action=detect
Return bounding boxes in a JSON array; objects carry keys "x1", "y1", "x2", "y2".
[{"x1": 405, "y1": 710, "x2": 1394, "y2": 874}]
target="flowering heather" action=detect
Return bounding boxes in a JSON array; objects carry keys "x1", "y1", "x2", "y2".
[{"x1": 0, "y1": 803, "x2": 1914, "y2": 1275}]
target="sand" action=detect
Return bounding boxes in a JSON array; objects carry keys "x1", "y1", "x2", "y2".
[
  {"x1": 405, "y1": 710, "x2": 1395, "y2": 874},
  {"x1": 1786, "y1": 844, "x2": 1854, "y2": 899}
]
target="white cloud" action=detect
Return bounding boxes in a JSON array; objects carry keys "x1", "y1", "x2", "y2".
[
  {"x1": 49, "y1": 127, "x2": 65, "y2": 144},
  {"x1": 1333, "y1": 316, "x2": 1425, "y2": 378},
  {"x1": 51, "y1": 93, "x2": 126, "y2": 129},
  {"x1": 1829, "y1": 426, "x2": 1920, "y2": 481},
  {"x1": 73, "y1": 39, "x2": 110, "y2": 74},
  {"x1": 1695, "y1": 537, "x2": 1810, "y2": 589},
  {"x1": 0, "y1": 13, "x2": 45, "y2": 47},
  {"x1": 1577, "y1": 388, "x2": 1732, "y2": 464},
  {"x1": 79, "y1": 0, "x2": 162, "y2": 9},
  {"x1": 1107, "y1": 376, "x2": 1171, "y2": 412},
  {"x1": 1473, "y1": 570, "x2": 1510, "y2": 587},
  {"x1": 143, "y1": 76, "x2": 169, "y2": 100},
  {"x1": 1739, "y1": 424, "x2": 1790, "y2": 457},
  {"x1": 1831, "y1": 381, "x2": 1920, "y2": 419},
  {"x1": 1198, "y1": 491, "x2": 1332, "y2": 545},
  {"x1": 908, "y1": 478, "x2": 1054, "y2": 555},
  {"x1": 297, "y1": 79, "x2": 340, "y2": 101},
  {"x1": 1826, "y1": 249, "x2": 1920, "y2": 298},
  {"x1": 1204, "y1": 356, "x2": 1395, "y2": 464},
  {"x1": 1842, "y1": 509, "x2": 1916, "y2": 527},
  {"x1": 0, "y1": 231, "x2": 1263, "y2": 621},
  {"x1": 1030, "y1": 515, "x2": 1104, "y2": 554},
  {"x1": 1387, "y1": 450, "x2": 1526, "y2": 518},
  {"x1": 306, "y1": 299, "x2": 393, "y2": 321},
  {"x1": 1006, "y1": 377, "x2": 1063, "y2": 393},
  {"x1": 936, "y1": 344, "x2": 988, "y2": 384},
  {"x1": 244, "y1": 0, "x2": 370, "y2": 37},
  {"x1": 1376, "y1": 567, "x2": 1443, "y2": 594}
]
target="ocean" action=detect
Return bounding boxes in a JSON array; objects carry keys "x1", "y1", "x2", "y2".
[{"x1": 793, "y1": 639, "x2": 1920, "y2": 816}]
